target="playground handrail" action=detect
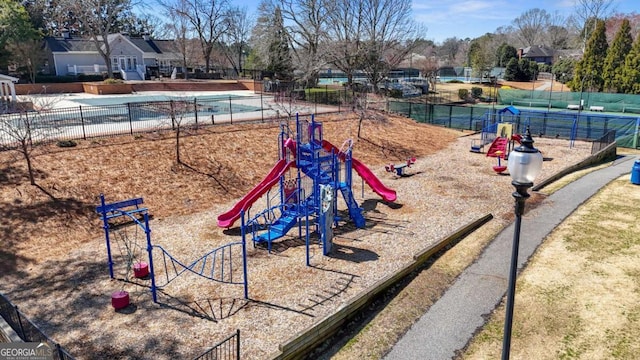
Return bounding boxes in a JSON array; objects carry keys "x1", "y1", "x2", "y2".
[{"x1": 152, "y1": 242, "x2": 245, "y2": 287}]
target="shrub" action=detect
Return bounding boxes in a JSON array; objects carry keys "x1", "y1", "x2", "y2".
[
  {"x1": 388, "y1": 89, "x2": 403, "y2": 98},
  {"x1": 448, "y1": 79, "x2": 463, "y2": 83},
  {"x1": 35, "y1": 75, "x2": 77, "y2": 83},
  {"x1": 76, "y1": 74, "x2": 105, "y2": 82},
  {"x1": 471, "y1": 87, "x2": 483, "y2": 99},
  {"x1": 56, "y1": 140, "x2": 77, "y2": 148},
  {"x1": 458, "y1": 88, "x2": 470, "y2": 100},
  {"x1": 103, "y1": 78, "x2": 124, "y2": 84}
]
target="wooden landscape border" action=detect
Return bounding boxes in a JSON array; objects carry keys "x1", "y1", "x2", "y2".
[{"x1": 269, "y1": 213, "x2": 494, "y2": 360}]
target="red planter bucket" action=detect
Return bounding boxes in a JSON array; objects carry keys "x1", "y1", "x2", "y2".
[
  {"x1": 111, "y1": 291, "x2": 130, "y2": 310},
  {"x1": 133, "y1": 262, "x2": 149, "y2": 278}
]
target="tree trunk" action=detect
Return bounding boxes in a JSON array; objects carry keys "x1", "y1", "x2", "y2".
[
  {"x1": 175, "y1": 125, "x2": 181, "y2": 164},
  {"x1": 21, "y1": 140, "x2": 35, "y2": 185}
]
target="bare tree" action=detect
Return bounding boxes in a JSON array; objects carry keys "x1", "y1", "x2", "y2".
[
  {"x1": 512, "y1": 8, "x2": 551, "y2": 47},
  {"x1": 152, "y1": 99, "x2": 195, "y2": 164},
  {"x1": 274, "y1": 0, "x2": 330, "y2": 87},
  {"x1": 545, "y1": 11, "x2": 570, "y2": 49},
  {"x1": 61, "y1": 0, "x2": 133, "y2": 78},
  {"x1": 249, "y1": 1, "x2": 276, "y2": 70},
  {"x1": 359, "y1": 0, "x2": 420, "y2": 91},
  {"x1": 0, "y1": 111, "x2": 59, "y2": 185},
  {"x1": 222, "y1": 7, "x2": 253, "y2": 76},
  {"x1": 324, "y1": 0, "x2": 365, "y2": 86},
  {"x1": 438, "y1": 37, "x2": 461, "y2": 66},
  {"x1": 415, "y1": 56, "x2": 439, "y2": 91},
  {"x1": 569, "y1": 0, "x2": 616, "y2": 50},
  {"x1": 161, "y1": 0, "x2": 231, "y2": 73},
  {"x1": 162, "y1": 0, "x2": 195, "y2": 79}
]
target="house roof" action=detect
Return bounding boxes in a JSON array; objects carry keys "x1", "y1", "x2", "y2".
[
  {"x1": 521, "y1": 45, "x2": 555, "y2": 58},
  {"x1": 128, "y1": 37, "x2": 162, "y2": 53},
  {"x1": 45, "y1": 34, "x2": 179, "y2": 56},
  {"x1": 45, "y1": 37, "x2": 97, "y2": 52}
]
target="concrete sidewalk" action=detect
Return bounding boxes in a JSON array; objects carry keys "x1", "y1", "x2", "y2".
[{"x1": 384, "y1": 154, "x2": 639, "y2": 360}]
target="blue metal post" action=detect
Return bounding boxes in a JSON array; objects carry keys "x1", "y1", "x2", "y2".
[
  {"x1": 634, "y1": 118, "x2": 639, "y2": 149},
  {"x1": 143, "y1": 212, "x2": 158, "y2": 303},
  {"x1": 241, "y1": 210, "x2": 249, "y2": 299},
  {"x1": 305, "y1": 210, "x2": 310, "y2": 267},
  {"x1": 99, "y1": 194, "x2": 115, "y2": 279}
]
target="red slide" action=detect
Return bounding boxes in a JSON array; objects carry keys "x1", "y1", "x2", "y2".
[
  {"x1": 321, "y1": 140, "x2": 397, "y2": 202},
  {"x1": 217, "y1": 160, "x2": 294, "y2": 228},
  {"x1": 486, "y1": 137, "x2": 509, "y2": 158}
]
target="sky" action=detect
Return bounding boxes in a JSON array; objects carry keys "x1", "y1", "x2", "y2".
[
  {"x1": 412, "y1": 0, "x2": 638, "y2": 43},
  {"x1": 232, "y1": 0, "x2": 638, "y2": 44}
]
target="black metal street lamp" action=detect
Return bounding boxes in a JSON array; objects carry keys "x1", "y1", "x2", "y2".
[{"x1": 501, "y1": 126, "x2": 544, "y2": 360}]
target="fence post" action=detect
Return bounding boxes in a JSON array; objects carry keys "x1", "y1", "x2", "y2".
[
  {"x1": 229, "y1": 96, "x2": 233, "y2": 124},
  {"x1": 170, "y1": 100, "x2": 175, "y2": 130},
  {"x1": 79, "y1": 106, "x2": 87, "y2": 140},
  {"x1": 469, "y1": 107, "x2": 474, "y2": 130},
  {"x1": 448, "y1": 105, "x2": 453, "y2": 128},
  {"x1": 193, "y1": 99, "x2": 198, "y2": 129},
  {"x1": 127, "y1": 103, "x2": 134, "y2": 135},
  {"x1": 408, "y1": 102, "x2": 412, "y2": 118},
  {"x1": 260, "y1": 92, "x2": 264, "y2": 122},
  {"x1": 56, "y1": 343, "x2": 63, "y2": 359},
  {"x1": 236, "y1": 329, "x2": 241, "y2": 359},
  {"x1": 15, "y1": 306, "x2": 26, "y2": 340}
]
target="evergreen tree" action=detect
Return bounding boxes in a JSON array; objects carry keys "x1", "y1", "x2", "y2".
[
  {"x1": 619, "y1": 34, "x2": 640, "y2": 94},
  {"x1": 570, "y1": 19, "x2": 608, "y2": 92},
  {"x1": 504, "y1": 58, "x2": 519, "y2": 81},
  {"x1": 552, "y1": 57, "x2": 576, "y2": 84},
  {"x1": 604, "y1": 19, "x2": 633, "y2": 93},
  {"x1": 496, "y1": 43, "x2": 517, "y2": 67},
  {"x1": 266, "y1": 7, "x2": 292, "y2": 80},
  {"x1": 0, "y1": 1, "x2": 43, "y2": 83}
]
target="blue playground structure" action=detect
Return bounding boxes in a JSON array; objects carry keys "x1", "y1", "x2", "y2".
[
  {"x1": 220, "y1": 114, "x2": 396, "y2": 265},
  {"x1": 96, "y1": 194, "x2": 249, "y2": 302}
]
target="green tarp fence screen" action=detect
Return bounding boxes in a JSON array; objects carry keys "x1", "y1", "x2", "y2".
[
  {"x1": 498, "y1": 89, "x2": 640, "y2": 114},
  {"x1": 388, "y1": 100, "x2": 640, "y2": 148}
]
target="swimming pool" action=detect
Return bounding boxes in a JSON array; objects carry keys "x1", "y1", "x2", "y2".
[{"x1": 68, "y1": 93, "x2": 250, "y2": 107}]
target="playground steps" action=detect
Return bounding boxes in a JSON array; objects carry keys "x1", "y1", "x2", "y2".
[
  {"x1": 254, "y1": 214, "x2": 298, "y2": 243},
  {"x1": 486, "y1": 137, "x2": 509, "y2": 158},
  {"x1": 339, "y1": 183, "x2": 365, "y2": 228}
]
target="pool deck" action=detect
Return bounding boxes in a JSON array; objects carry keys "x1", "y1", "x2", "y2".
[{"x1": 19, "y1": 90, "x2": 258, "y2": 109}]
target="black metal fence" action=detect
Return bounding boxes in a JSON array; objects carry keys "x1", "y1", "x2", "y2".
[
  {"x1": 1, "y1": 92, "x2": 347, "y2": 149},
  {"x1": 591, "y1": 130, "x2": 617, "y2": 154},
  {"x1": 0, "y1": 293, "x2": 74, "y2": 359},
  {"x1": 193, "y1": 329, "x2": 240, "y2": 360}
]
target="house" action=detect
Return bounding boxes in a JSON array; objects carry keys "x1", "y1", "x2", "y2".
[
  {"x1": 517, "y1": 45, "x2": 555, "y2": 65},
  {"x1": 0, "y1": 74, "x2": 19, "y2": 102},
  {"x1": 44, "y1": 31, "x2": 182, "y2": 80}
]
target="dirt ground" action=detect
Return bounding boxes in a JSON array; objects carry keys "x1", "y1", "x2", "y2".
[
  {"x1": 0, "y1": 113, "x2": 464, "y2": 358},
  {"x1": 0, "y1": 114, "x2": 452, "y2": 273},
  {"x1": 0, "y1": 94, "x2": 592, "y2": 359}
]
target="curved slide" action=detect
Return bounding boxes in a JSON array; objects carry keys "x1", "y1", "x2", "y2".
[
  {"x1": 217, "y1": 159, "x2": 295, "y2": 228},
  {"x1": 321, "y1": 140, "x2": 397, "y2": 202}
]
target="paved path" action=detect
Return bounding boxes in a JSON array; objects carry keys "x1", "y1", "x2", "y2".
[{"x1": 384, "y1": 154, "x2": 639, "y2": 360}]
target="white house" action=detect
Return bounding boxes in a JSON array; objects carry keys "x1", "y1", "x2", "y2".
[
  {"x1": 0, "y1": 74, "x2": 19, "y2": 102},
  {"x1": 44, "y1": 32, "x2": 182, "y2": 80}
]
